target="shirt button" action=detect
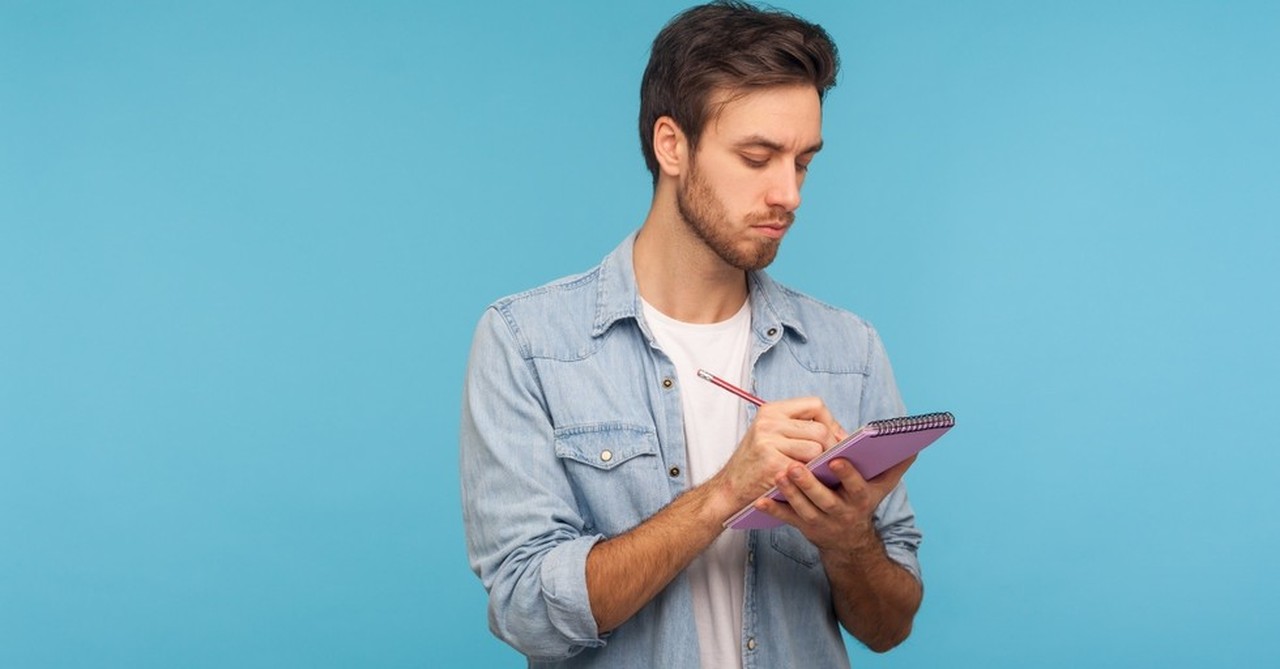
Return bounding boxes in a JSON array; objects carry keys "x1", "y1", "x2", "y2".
[
  {"x1": 668, "y1": 466, "x2": 680, "y2": 478},
  {"x1": 662, "y1": 377, "x2": 673, "y2": 389},
  {"x1": 766, "y1": 327, "x2": 778, "y2": 337},
  {"x1": 748, "y1": 550, "x2": 755, "y2": 564},
  {"x1": 747, "y1": 637, "x2": 757, "y2": 651},
  {"x1": 600, "y1": 450, "x2": 613, "y2": 462}
]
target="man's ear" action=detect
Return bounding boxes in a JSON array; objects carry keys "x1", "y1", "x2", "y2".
[{"x1": 652, "y1": 116, "x2": 687, "y2": 178}]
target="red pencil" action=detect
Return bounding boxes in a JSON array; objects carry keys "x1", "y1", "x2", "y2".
[{"x1": 696, "y1": 369, "x2": 766, "y2": 407}]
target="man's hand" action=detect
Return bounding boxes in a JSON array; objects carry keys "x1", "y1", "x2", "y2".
[
  {"x1": 707, "y1": 397, "x2": 846, "y2": 516},
  {"x1": 756, "y1": 454, "x2": 915, "y2": 553}
]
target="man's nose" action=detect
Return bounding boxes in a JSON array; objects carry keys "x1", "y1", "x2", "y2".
[{"x1": 764, "y1": 165, "x2": 802, "y2": 212}]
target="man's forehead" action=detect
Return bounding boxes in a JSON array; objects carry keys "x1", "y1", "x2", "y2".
[{"x1": 706, "y1": 85, "x2": 825, "y2": 152}]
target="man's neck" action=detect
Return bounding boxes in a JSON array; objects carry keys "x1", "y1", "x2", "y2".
[{"x1": 633, "y1": 201, "x2": 748, "y2": 325}]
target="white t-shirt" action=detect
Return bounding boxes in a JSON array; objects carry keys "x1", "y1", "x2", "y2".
[{"x1": 641, "y1": 297, "x2": 751, "y2": 669}]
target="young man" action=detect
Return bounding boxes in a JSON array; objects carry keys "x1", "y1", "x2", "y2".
[{"x1": 460, "y1": 3, "x2": 923, "y2": 667}]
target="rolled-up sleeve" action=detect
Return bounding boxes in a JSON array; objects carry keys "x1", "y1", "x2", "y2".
[
  {"x1": 859, "y1": 324, "x2": 924, "y2": 582},
  {"x1": 459, "y1": 307, "x2": 606, "y2": 661},
  {"x1": 874, "y1": 482, "x2": 923, "y2": 582}
]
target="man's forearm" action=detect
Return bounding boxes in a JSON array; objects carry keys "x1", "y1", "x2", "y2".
[
  {"x1": 821, "y1": 526, "x2": 923, "y2": 653},
  {"x1": 585, "y1": 479, "x2": 735, "y2": 633}
]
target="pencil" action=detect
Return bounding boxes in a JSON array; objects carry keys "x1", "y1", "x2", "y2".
[{"x1": 695, "y1": 369, "x2": 766, "y2": 407}]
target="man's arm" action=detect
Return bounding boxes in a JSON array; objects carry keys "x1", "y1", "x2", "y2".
[
  {"x1": 757, "y1": 456, "x2": 923, "y2": 652},
  {"x1": 461, "y1": 308, "x2": 603, "y2": 660},
  {"x1": 586, "y1": 397, "x2": 845, "y2": 633},
  {"x1": 820, "y1": 520, "x2": 922, "y2": 652},
  {"x1": 584, "y1": 478, "x2": 726, "y2": 633}
]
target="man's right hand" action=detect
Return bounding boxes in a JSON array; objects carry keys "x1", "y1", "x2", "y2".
[{"x1": 709, "y1": 396, "x2": 846, "y2": 516}]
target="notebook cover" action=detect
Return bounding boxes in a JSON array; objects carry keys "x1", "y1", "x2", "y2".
[{"x1": 725, "y1": 414, "x2": 953, "y2": 530}]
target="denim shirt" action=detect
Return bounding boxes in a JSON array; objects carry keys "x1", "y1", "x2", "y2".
[{"x1": 460, "y1": 233, "x2": 922, "y2": 668}]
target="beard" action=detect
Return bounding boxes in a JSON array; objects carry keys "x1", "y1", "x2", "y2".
[{"x1": 676, "y1": 162, "x2": 793, "y2": 272}]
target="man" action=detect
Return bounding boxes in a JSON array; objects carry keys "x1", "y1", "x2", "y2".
[{"x1": 460, "y1": 2, "x2": 923, "y2": 667}]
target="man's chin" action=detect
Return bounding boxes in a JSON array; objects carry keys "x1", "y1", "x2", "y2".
[{"x1": 729, "y1": 240, "x2": 780, "y2": 272}]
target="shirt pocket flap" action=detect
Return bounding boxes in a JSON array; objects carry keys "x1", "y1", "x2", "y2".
[{"x1": 554, "y1": 423, "x2": 659, "y2": 472}]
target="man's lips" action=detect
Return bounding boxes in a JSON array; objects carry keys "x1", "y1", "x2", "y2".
[{"x1": 752, "y1": 222, "x2": 790, "y2": 239}]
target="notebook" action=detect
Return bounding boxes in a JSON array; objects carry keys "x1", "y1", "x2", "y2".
[{"x1": 724, "y1": 412, "x2": 955, "y2": 530}]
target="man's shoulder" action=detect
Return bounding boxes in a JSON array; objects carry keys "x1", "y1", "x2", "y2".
[
  {"x1": 758, "y1": 275, "x2": 878, "y2": 336},
  {"x1": 477, "y1": 262, "x2": 614, "y2": 360},
  {"x1": 482, "y1": 234, "x2": 637, "y2": 342},
  {"x1": 488, "y1": 265, "x2": 602, "y2": 314}
]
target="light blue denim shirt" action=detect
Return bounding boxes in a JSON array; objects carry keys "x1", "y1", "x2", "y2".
[{"x1": 460, "y1": 233, "x2": 922, "y2": 668}]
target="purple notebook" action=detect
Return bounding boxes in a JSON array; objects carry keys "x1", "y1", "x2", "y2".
[{"x1": 724, "y1": 412, "x2": 955, "y2": 530}]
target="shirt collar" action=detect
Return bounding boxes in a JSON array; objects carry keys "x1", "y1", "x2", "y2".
[{"x1": 592, "y1": 231, "x2": 808, "y2": 343}]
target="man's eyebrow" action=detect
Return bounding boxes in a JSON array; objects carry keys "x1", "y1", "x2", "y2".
[{"x1": 733, "y1": 135, "x2": 825, "y2": 155}]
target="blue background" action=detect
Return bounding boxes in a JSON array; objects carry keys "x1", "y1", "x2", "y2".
[{"x1": 3, "y1": 1, "x2": 1277, "y2": 666}]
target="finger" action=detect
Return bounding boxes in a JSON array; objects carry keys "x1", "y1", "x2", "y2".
[
  {"x1": 829, "y1": 457, "x2": 869, "y2": 491},
  {"x1": 762, "y1": 397, "x2": 844, "y2": 444},
  {"x1": 751, "y1": 415, "x2": 830, "y2": 462},
  {"x1": 794, "y1": 400, "x2": 843, "y2": 447},
  {"x1": 828, "y1": 458, "x2": 870, "y2": 506},
  {"x1": 834, "y1": 455, "x2": 913, "y2": 511},
  {"x1": 780, "y1": 416, "x2": 833, "y2": 442},
  {"x1": 777, "y1": 465, "x2": 838, "y2": 520},
  {"x1": 761, "y1": 395, "x2": 828, "y2": 416},
  {"x1": 749, "y1": 412, "x2": 818, "y2": 453},
  {"x1": 753, "y1": 408, "x2": 832, "y2": 444},
  {"x1": 774, "y1": 436, "x2": 825, "y2": 463},
  {"x1": 755, "y1": 496, "x2": 800, "y2": 525}
]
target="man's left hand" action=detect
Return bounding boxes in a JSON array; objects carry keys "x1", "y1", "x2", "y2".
[{"x1": 756, "y1": 455, "x2": 915, "y2": 553}]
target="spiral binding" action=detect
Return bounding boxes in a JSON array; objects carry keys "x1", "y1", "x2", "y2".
[{"x1": 864, "y1": 412, "x2": 955, "y2": 436}]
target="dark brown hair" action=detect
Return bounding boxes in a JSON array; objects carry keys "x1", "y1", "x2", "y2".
[{"x1": 639, "y1": 1, "x2": 840, "y2": 184}]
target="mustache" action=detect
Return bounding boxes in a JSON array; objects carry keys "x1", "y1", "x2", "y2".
[{"x1": 745, "y1": 208, "x2": 795, "y2": 226}]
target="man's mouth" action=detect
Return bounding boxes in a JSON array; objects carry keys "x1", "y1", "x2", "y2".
[{"x1": 752, "y1": 222, "x2": 790, "y2": 239}]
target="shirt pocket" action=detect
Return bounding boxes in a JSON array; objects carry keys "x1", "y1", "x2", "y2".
[
  {"x1": 768, "y1": 525, "x2": 821, "y2": 569},
  {"x1": 554, "y1": 422, "x2": 666, "y2": 536}
]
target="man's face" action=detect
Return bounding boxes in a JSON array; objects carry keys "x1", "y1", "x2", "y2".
[{"x1": 676, "y1": 84, "x2": 824, "y2": 271}]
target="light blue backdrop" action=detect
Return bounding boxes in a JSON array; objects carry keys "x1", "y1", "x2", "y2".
[{"x1": 3, "y1": 1, "x2": 1277, "y2": 667}]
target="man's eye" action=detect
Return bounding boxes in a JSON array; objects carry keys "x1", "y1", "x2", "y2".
[
  {"x1": 797, "y1": 161, "x2": 811, "y2": 174},
  {"x1": 742, "y1": 155, "x2": 768, "y2": 168}
]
